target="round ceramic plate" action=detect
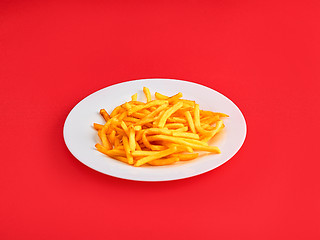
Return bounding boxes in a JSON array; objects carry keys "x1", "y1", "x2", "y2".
[{"x1": 63, "y1": 79, "x2": 246, "y2": 181}]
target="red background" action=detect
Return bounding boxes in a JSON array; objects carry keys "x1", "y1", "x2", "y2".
[{"x1": 1, "y1": 0, "x2": 319, "y2": 239}]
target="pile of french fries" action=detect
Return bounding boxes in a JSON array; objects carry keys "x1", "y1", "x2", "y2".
[{"x1": 94, "y1": 87, "x2": 228, "y2": 167}]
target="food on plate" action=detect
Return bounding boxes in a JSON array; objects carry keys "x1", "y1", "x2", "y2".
[{"x1": 93, "y1": 87, "x2": 228, "y2": 167}]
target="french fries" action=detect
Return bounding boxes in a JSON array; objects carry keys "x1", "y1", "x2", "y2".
[{"x1": 93, "y1": 87, "x2": 228, "y2": 166}]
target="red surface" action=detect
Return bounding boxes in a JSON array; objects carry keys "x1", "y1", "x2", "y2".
[{"x1": 1, "y1": 0, "x2": 319, "y2": 239}]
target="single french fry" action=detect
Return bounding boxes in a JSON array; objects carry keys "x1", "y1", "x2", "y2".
[
  {"x1": 148, "y1": 157, "x2": 179, "y2": 166},
  {"x1": 192, "y1": 144, "x2": 220, "y2": 153},
  {"x1": 172, "y1": 153, "x2": 199, "y2": 161},
  {"x1": 131, "y1": 93, "x2": 138, "y2": 101},
  {"x1": 167, "y1": 117, "x2": 187, "y2": 123},
  {"x1": 152, "y1": 109, "x2": 167, "y2": 127},
  {"x1": 96, "y1": 145, "x2": 128, "y2": 164},
  {"x1": 96, "y1": 146, "x2": 128, "y2": 163},
  {"x1": 111, "y1": 155, "x2": 129, "y2": 163},
  {"x1": 129, "y1": 126, "x2": 136, "y2": 152},
  {"x1": 143, "y1": 87, "x2": 152, "y2": 102},
  {"x1": 173, "y1": 126, "x2": 189, "y2": 132},
  {"x1": 120, "y1": 121, "x2": 129, "y2": 136},
  {"x1": 155, "y1": 92, "x2": 169, "y2": 100},
  {"x1": 184, "y1": 111, "x2": 196, "y2": 133},
  {"x1": 108, "y1": 130, "x2": 116, "y2": 145},
  {"x1": 104, "y1": 149, "x2": 127, "y2": 157},
  {"x1": 130, "y1": 101, "x2": 145, "y2": 105},
  {"x1": 158, "y1": 101, "x2": 184, "y2": 128},
  {"x1": 122, "y1": 136, "x2": 133, "y2": 164},
  {"x1": 130, "y1": 112, "x2": 146, "y2": 119},
  {"x1": 98, "y1": 129, "x2": 112, "y2": 150},
  {"x1": 162, "y1": 143, "x2": 193, "y2": 153},
  {"x1": 200, "y1": 110, "x2": 229, "y2": 118},
  {"x1": 100, "y1": 109, "x2": 110, "y2": 122},
  {"x1": 193, "y1": 104, "x2": 201, "y2": 132},
  {"x1": 150, "y1": 145, "x2": 168, "y2": 151},
  {"x1": 132, "y1": 150, "x2": 159, "y2": 157},
  {"x1": 123, "y1": 117, "x2": 140, "y2": 123},
  {"x1": 95, "y1": 143, "x2": 109, "y2": 154},
  {"x1": 215, "y1": 112, "x2": 229, "y2": 118},
  {"x1": 93, "y1": 123, "x2": 104, "y2": 130},
  {"x1": 134, "y1": 147, "x2": 177, "y2": 167},
  {"x1": 142, "y1": 133, "x2": 152, "y2": 149},
  {"x1": 172, "y1": 131, "x2": 200, "y2": 140},
  {"x1": 165, "y1": 123, "x2": 185, "y2": 129}
]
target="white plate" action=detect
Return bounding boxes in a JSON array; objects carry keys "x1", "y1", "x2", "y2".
[{"x1": 63, "y1": 79, "x2": 247, "y2": 181}]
